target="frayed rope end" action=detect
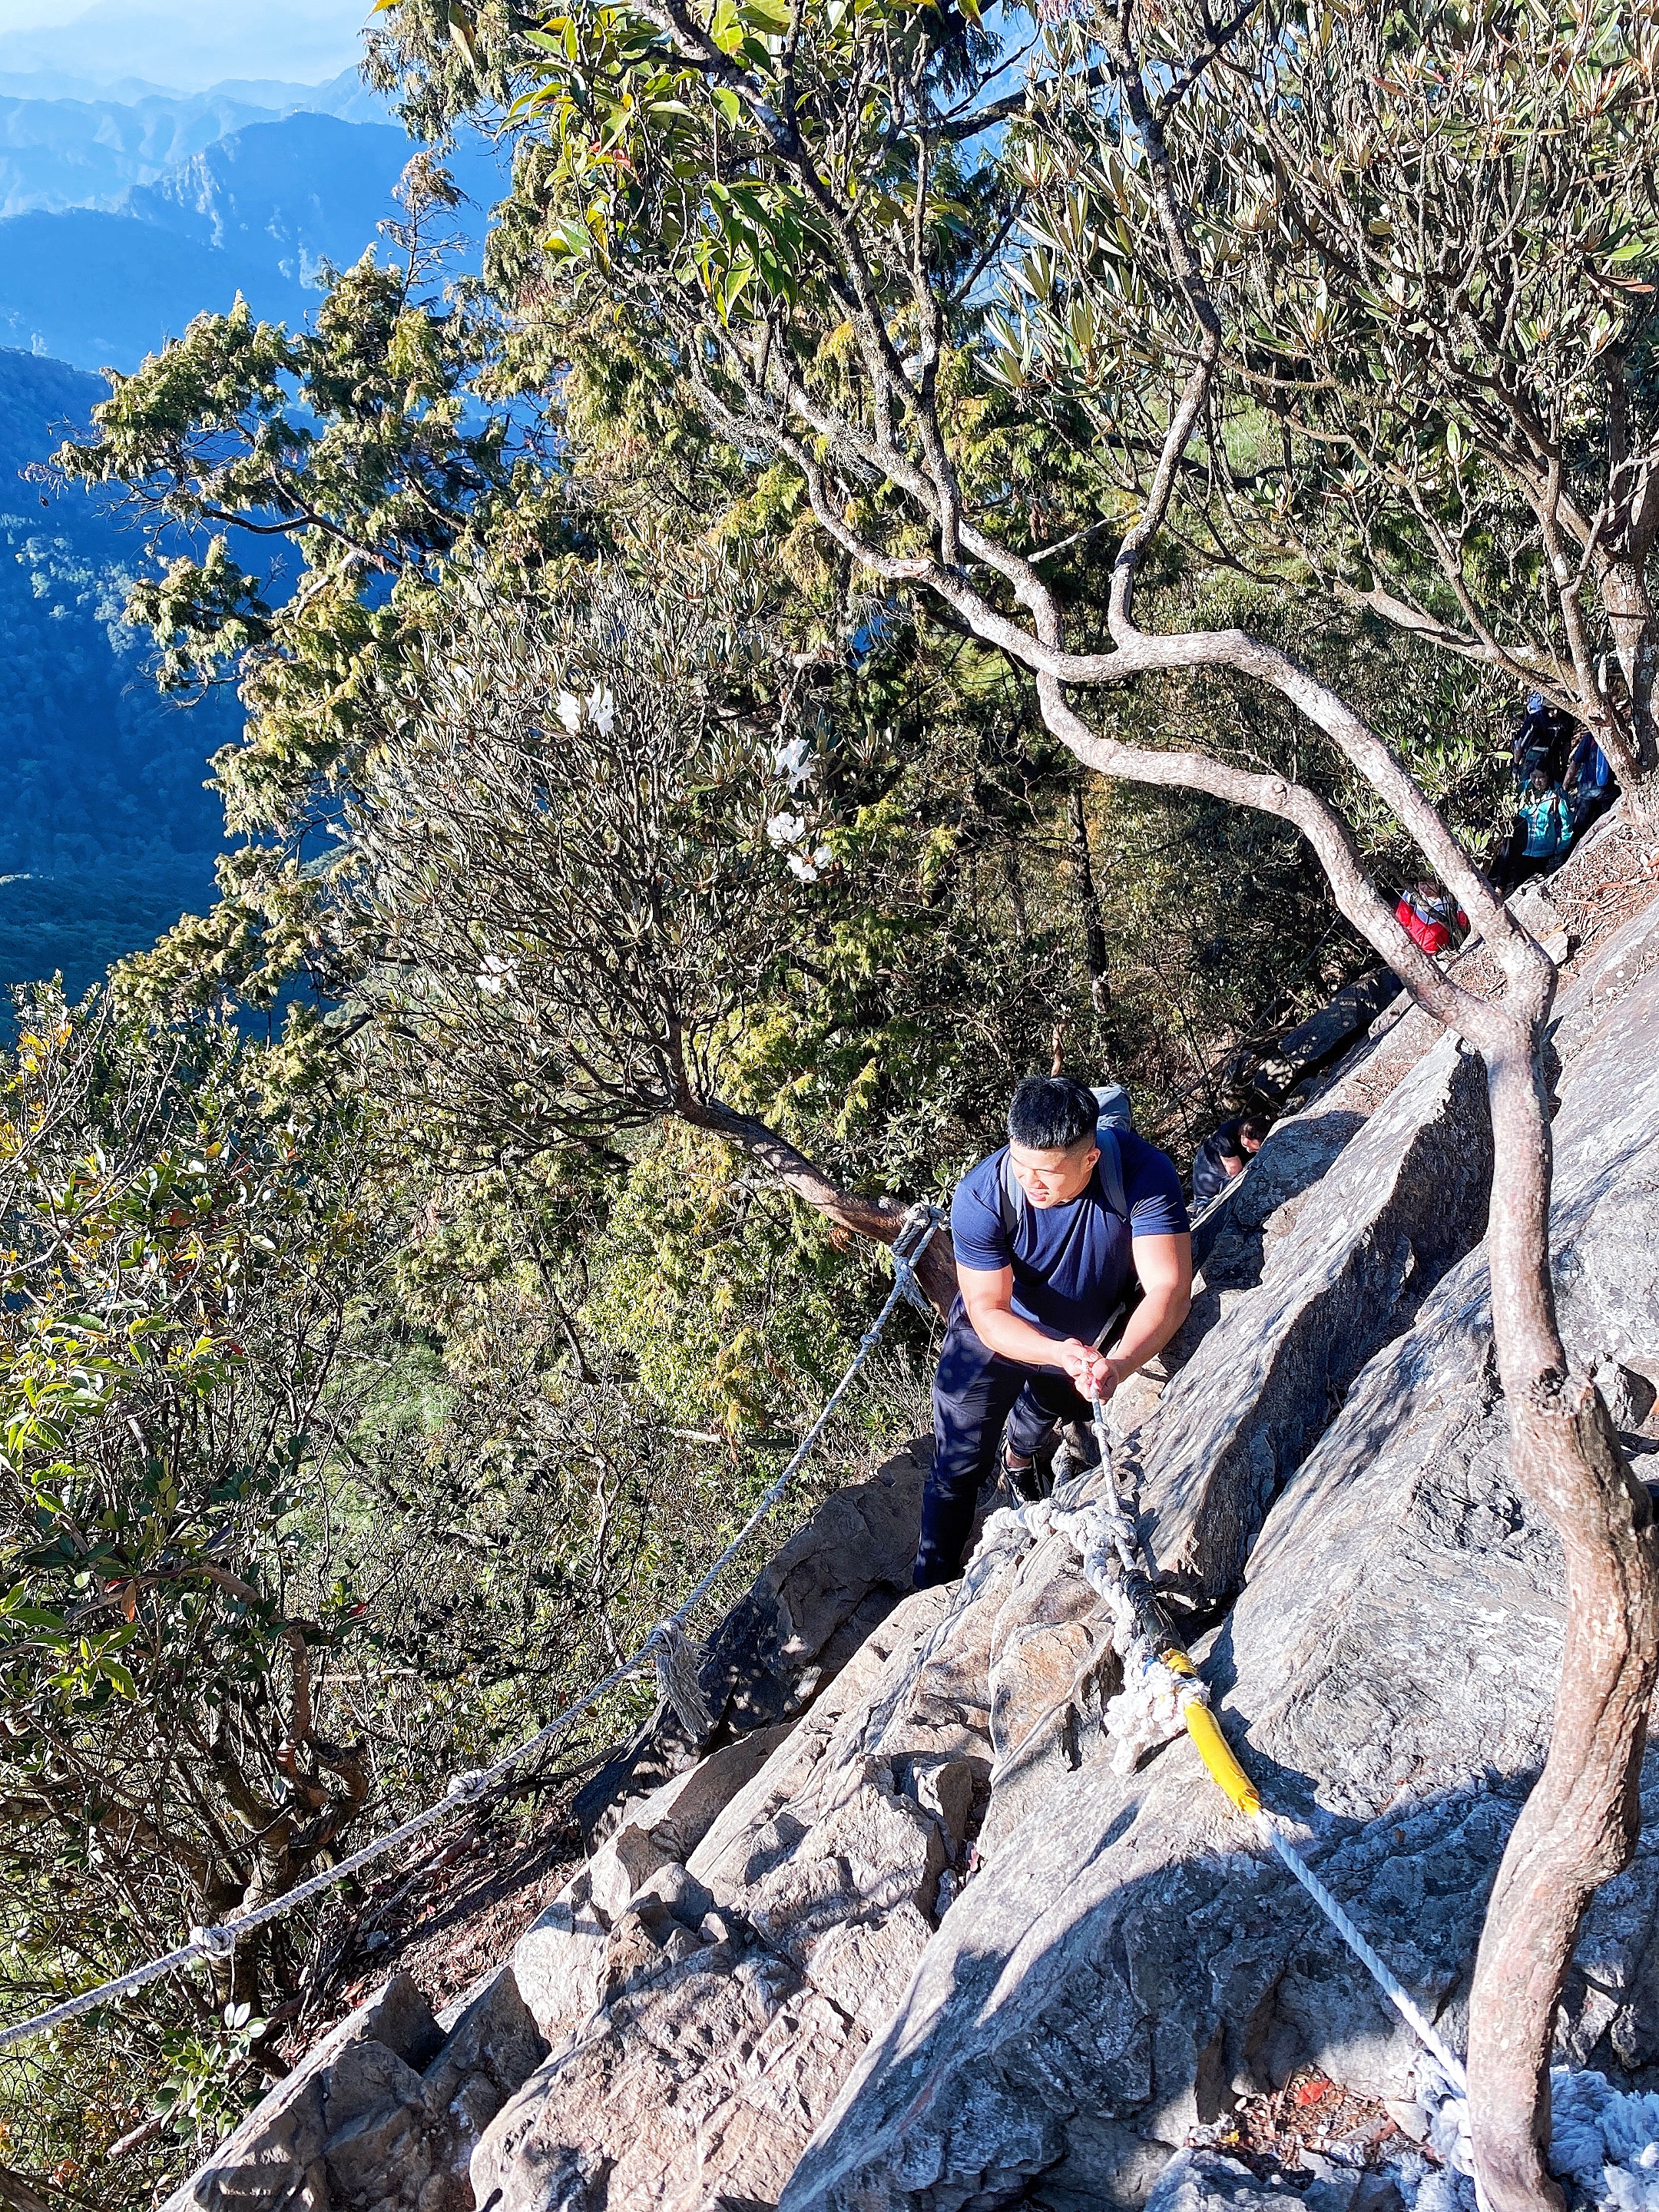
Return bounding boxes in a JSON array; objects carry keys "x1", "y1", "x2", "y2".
[{"x1": 649, "y1": 1618, "x2": 714, "y2": 1742}]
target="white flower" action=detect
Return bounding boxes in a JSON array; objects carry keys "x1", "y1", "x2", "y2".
[
  {"x1": 811, "y1": 844, "x2": 833, "y2": 870},
  {"x1": 786, "y1": 852, "x2": 820, "y2": 882},
  {"x1": 767, "y1": 811, "x2": 807, "y2": 849},
  {"x1": 774, "y1": 737, "x2": 815, "y2": 788},
  {"x1": 588, "y1": 684, "x2": 615, "y2": 737},
  {"x1": 556, "y1": 690, "x2": 583, "y2": 734},
  {"x1": 477, "y1": 952, "x2": 516, "y2": 997}
]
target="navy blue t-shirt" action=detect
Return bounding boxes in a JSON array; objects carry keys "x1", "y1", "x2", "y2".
[{"x1": 951, "y1": 1134, "x2": 1189, "y2": 1343}]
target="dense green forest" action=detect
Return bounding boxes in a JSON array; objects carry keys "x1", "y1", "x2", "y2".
[
  {"x1": 0, "y1": 1, "x2": 1654, "y2": 2204},
  {"x1": 0, "y1": 346, "x2": 233, "y2": 1000}
]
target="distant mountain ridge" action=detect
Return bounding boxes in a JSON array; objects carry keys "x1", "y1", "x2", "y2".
[
  {"x1": 0, "y1": 55, "x2": 508, "y2": 995},
  {"x1": 0, "y1": 69, "x2": 393, "y2": 218},
  {"x1": 0, "y1": 345, "x2": 238, "y2": 999},
  {"x1": 124, "y1": 114, "x2": 425, "y2": 276},
  {"x1": 0, "y1": 206, "x2": 263, "y2": 369},
  {"x1": 0, "y1": 110, "x2": 503, "y2": 373}
]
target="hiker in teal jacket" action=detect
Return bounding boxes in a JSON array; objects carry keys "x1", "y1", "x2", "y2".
[{"x1": 1500, "y1": 767, "x2": 1574, "y2": 889}]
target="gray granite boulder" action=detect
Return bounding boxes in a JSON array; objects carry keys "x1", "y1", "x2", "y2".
[
  {"x1": 167, "y1": 1964, "x2": 551, "y2": 2212},
  {"x1": 469, "y1": 1586, "x2": 995, "y2": 2212},
  {"x1": 1250, "y1": 968, "x2": 1402, "y2": 1103},
  {"x1": 1137, "y1": 1031, "x2": 1494, "y2": 1607},
  {"x1": 163, "y1": 1975, "x2": 445, "y2": 2212},
  {"x1": 174, "y1": 887, "x2": 1659, "y2": 2212}
]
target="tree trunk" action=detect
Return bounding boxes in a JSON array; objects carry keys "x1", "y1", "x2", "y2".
[
  {"x1": 1465, "y1": 1040, "x2": 1659, "y2": 2212},
  {"x1": 678, "y1": 1098, "x2": 958, "y2": 1320},
  {"x1": 1030, "y1": 670, "x2": 1659, "y2": 2211},
  {"x1": 1069, "y1": 782, "x2": 1111, "y2": 1017},
  {"x1": 0, "y1": 2169, "x2": 52, "y2": 2212},
  {"x1": 661, "y1": 7, "x2": 1659, "y2": 2176},
  {"x1": 1600, "y1": 562, "x2": 1658, "y2": 778}
]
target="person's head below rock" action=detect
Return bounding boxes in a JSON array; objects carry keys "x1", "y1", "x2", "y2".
[
  {"x1": 1529, "y1": 765, "x2": 1551, "y2": 794},
  {"x1": 1526, "y1": 690, "x2": 1546, "y2": 717},
  {"x1": 1217, "y1": 1114, "x2": 1270, "y2": 1178},
  {"x1": 1006, "y1": 1075, "x2": 1101, "y2": 1209}
]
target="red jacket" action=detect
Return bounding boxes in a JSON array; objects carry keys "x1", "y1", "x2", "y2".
[{"x1": 1396, "y1": 893, "x2": 1464, "y2": 957}]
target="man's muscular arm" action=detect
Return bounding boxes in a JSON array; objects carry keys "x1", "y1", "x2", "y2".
[
  {"x1": 957, "y1": 1233, "x2": 1192, "y2": 1401},
  {"x1": 1104, "y1": 1233, "x2": 1192, "y2": 1396},
  {"x1": 956, "y1": 1265, "x2": 1083, "y2": 1376}
]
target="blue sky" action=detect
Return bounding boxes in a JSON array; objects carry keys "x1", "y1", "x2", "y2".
[{"x1": 0, "y1": 0, "x2": 373, "y2": 91}]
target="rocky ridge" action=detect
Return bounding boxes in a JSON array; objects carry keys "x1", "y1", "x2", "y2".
[{"x1": 174, "y1": 824, "x2": 1659, "y2": 2212}]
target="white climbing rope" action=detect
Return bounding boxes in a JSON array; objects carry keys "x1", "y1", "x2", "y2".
[
  {"x1": 0, "y1": 1209, "x2": 942, "y2": 2058},
  {"x1": 1257, "y1": 1815, "x2": 1467, "y2": 2091},
  {"x1": 976, "y1": 1412, "x2": 1471, "y2": 2097}
]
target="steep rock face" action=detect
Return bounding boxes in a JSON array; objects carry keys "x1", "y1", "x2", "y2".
[
  {"x1": 776, "y1": 898, "x2": 1659, "y2": 2212},
  {"x1": 574, "y1": 1444, "x2": 931, "y2": 1835},
  {"x1": 1249, "y1": 967, "x2": 1401, "y2": 1104},
  {"x1": 468, "y1": 1583, "x2": 995, "y2": 2211},
  {"x1": 177, "y1": 878, "x2": 1659, "y2": 2212},
  {"x1": 166, "y1": 1458, "x2": 935, "y2": 2212},
  {"x1": 1137, "y1": 1032, "x2": 1494, "y2": 1608},
  {"x1": 166, "y1": 1974, "x2": 454, "y2": 2212}
]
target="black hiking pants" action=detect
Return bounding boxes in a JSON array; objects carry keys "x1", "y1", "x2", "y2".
[{"x1": 913, "y1": 1303, "x2": 1091, "y2": 1588}]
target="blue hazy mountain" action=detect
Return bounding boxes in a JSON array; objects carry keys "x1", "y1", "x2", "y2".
[
  {"x1": 124, "y1": 112, "x2": 442, "y2": 273},
  {"x1": 0, "y1": 111, "x2": 502, "y2": 373},
  {"x1": 0, "y1": 85, "x2": 506, "y2": 996},
  {"x1": 0, "y1": 91, "x2": 280, "y2": 214},
  {"x1": 0, "y1": 205, "x2": 303, "y2": 369},
  {"x1": 0, "y1": 345, "x2": 239, "y2": 999},
  {"x1": 0, "y1": 70, "x2": 392, "y2": 216}
]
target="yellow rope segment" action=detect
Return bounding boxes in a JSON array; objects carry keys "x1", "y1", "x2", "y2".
[{"x1": 1180, "y1": 1698, "x2": 1262, "y2": 1818}]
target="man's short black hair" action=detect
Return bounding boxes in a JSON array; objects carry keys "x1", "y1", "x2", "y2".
[
  {"x1": 1008, "y1": 1075, "x2": 1098, "y2": 1152},
  {"x1": 1239, "y1": 1114, "x2": 1270, "y2": 1145}
]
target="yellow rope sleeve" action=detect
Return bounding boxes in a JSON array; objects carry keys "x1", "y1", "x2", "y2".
[{"x1": 1181, "y1": 1700, "x2": 1262, "y2": 1817}]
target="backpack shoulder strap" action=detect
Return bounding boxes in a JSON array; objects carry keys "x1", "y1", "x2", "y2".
[
  {"x1": 1096, "y1": 1124, "x2": 1128, "y2": 1222},
  {"x1": 998, "y1": 1148, "x2": 1021, "y2": 1240},
  {"x1": 998, "y1": 1129, "x2": 1128, "y2": 1231}
]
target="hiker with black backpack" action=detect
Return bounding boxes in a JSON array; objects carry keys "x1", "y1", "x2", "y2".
[{"x1": 913, "y1": 1075, "x2": 1192, "y2": 1588}]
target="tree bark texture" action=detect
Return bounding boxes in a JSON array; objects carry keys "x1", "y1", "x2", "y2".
[
  {"x1": 1465, "y1": 1048, "x2": 1659, "y2": 2212},
  {"x1": 0, "y1": 2168, "x2": 52, "y2": 2212},
  {"x1": 680, "y1": 1098, "x2": 958, "y2": 1320},
  {"x1": 644, "y1": 5, "x2": 1659, "y2": 2184}
]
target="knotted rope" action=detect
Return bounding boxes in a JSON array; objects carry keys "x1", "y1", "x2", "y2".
[{"x1": 973, "y1": 1392, "x2": 1469, "y2": 2095}]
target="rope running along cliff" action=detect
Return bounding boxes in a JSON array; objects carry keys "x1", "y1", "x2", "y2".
[
  {"x1": 0, "y1": 1207, "x2": 942, "y2": 2056},
  {"x1": 974, "y1": 1387, "x2": 1469, "y2": 2095}
]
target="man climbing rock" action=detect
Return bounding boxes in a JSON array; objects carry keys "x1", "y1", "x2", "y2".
[{"x1": 914, "y1": 1076, "x2": 1192, "y2": 1588}]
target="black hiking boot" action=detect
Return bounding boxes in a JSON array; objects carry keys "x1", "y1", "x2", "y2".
[
  {"x1": 1050, "y1": 1418, "x2": 1103, "y2": 1492},
  {"x1": 1003, "y1": 1436, "x2": 1058, "y2": 1502}
]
